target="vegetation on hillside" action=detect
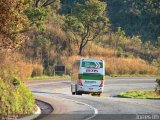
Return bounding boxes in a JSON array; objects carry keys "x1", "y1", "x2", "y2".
[
  {"x1": 0, "y1": 0, "x2": 160, "y2": 79},
  {"x1": 105, "y1": 0, "x2": 160, "y2": 42},
  {"x1": 60, "y1": 0, "x2": 160, "y2": 42},
  {"x1": 18, "y1": 0, "x2": 159, "y2": 76},
  {"x1": 63, "y1": 0, "x2": 109, "y2": 55},
  {"x1": 0, "y1": 0, "x2": 35, "y2": 118}
]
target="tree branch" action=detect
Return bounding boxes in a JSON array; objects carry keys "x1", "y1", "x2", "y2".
[
  {"x1": 35, "y1": 0, "x2": 41, "y2": 7},
  {"x1": 42, "y1": 0, "x2": 56, "y2": 7}
]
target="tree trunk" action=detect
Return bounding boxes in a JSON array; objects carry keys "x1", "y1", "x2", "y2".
[{"x1": 78, "y1": 45, "x2": 83, "y2": 56}]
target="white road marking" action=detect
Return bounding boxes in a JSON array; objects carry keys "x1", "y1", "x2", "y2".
[
  {"x1": 107, "y1": 97, "x2": 160, "y2": 109},
  {"x1": 35, "y1": 92, "x2": 98, "y2": 120},
  {"x1": 61, "y1": 98, "x2": 98, "y2": 120}
]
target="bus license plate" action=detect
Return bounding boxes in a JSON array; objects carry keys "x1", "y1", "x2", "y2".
[{"x1": 85, "y1": 81, "x2": 96, "y2": 83}]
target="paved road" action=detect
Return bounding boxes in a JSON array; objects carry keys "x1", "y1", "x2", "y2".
[{"x1": 28, "y1": 77, "x2": 160, "y2": 120}]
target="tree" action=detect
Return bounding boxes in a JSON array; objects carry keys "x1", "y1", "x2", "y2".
[
  {"x1": 0, "y1": 0, "x2": 30, "y2": 51},
  {"x1": 25, "y1": 7, "x2": 48, "y2": 30},
  {"x1": 25, "y1": 0, "x2": 60, "y2": 30},
  {"x1": 63, "y1": 0, "x2": 109, "y2": 55},
  {"x1": 104, "y1": 0, "x2": 160, "y2": 42}
]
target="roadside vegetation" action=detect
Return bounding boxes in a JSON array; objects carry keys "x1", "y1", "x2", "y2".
[
  {"x1": 119, "y1": 90, "x2": 160, "y2": 99},
  {"x1": 155, "y1": 78, "x2": 160, "y2": 94},
  {"x1": 0, "y1": 0, "x2": 35, "y2": 118},
  {"x1": 28, "y1": 75, "x2": 70, "y2": 80},
  {"x1": 0, "y1": 79, "x2": 35, "y2": 118},
  {"x1": 119, "y1": 78, "x2": 160, "y2": 99},
  {"x1": 0, "y1": 53, "x2": 35, "y2": 119},
  {"x1": 62, "y1": 55, "x2": 158, "y2": 76}
]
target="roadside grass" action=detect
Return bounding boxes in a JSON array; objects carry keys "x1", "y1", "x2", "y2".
[
  {"x1": 28, "y1": 75, "x2": 70, "y2": 80},
  {"x1": 119, "y1": 90, "x2": 160, "y2": 99},
  {"x1": 62, "y1": 56, "x2": 159, "y2": 76},
  {"x1": 109, "y1": 74, "x2": 160, "y2": 77}
]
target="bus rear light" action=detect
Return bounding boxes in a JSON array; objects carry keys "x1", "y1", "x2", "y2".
[
  {"x1": 79, "y1": 79, "x2": 83, "y2": 86},
  {"x1": 99, "y1": 80, "x2": 104, "y2": 87}
]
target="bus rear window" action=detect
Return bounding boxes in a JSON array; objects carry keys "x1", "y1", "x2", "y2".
[{"x1": 82, "y1": 61, "x2": 103, "y2": 68}]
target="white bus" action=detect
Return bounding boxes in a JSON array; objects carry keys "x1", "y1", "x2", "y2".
[{"x1": 71, "y1": 58, "x2": 105, "y2": 96}]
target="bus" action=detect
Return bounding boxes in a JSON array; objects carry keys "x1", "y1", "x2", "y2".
[{"x1": 71, "y1": 58, "x2": 105, "y2": 96}]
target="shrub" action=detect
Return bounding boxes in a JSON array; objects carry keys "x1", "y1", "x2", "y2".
[
  {"x1": 84, "y1": 43, "x2": 114, "y2": 57},
  {"x1": 31, "y1": 63, "x2": 44, "y2": 77},
  {"x1": 17, "y1": 62, "x2": 33, "y2": 81},
  {"x1": 0, "y1": 79, "x2": 35, "y2": 118},
  {"x1": 0, "y1": 52, "x2": 35, "y2": 118},
  {"x1": 0, "y1": 52, "x2": 33, "y2": 81},
  {"x1": 105, "y1": 57, "x2": 158, "y2": 75},
  {"x1": 155, "y1": 78, "x2": 160, "y2": 94}
]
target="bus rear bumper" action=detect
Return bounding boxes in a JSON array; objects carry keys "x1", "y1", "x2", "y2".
[{"x1": 77, "y1": 85, "x2": 103, "y2": 93}]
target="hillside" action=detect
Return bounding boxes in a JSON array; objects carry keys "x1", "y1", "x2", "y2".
[
  {"x1": 60, "y1": 0, "x2": 160, "y2": 43},
  {"x1": 1, "y1": 0, "x2": 160, "y2": 77}
]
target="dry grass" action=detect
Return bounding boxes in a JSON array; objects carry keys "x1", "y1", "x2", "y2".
[
  {"x1": 62, "y1": 55, "x2": 158, "y2": 75},
  {"x1": 84, "y1": 43, "x2": 115, "y2": 57},
  {"x1": 0, "y1": 52, "x2": 44, "y2": 81},
  {"x1": 17, "y1": 61, "x2": 33, "y2": 81},
  {"x1": 105, "y1": 57, "x2": 158, "y2": 75},
  {"x1": 32, "y1": 63, "x2": 44, "y2": 77}
]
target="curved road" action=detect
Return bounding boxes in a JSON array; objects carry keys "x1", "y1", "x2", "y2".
[{"x1": 28, "y1": 77, "x2": 160, "y2": 120}]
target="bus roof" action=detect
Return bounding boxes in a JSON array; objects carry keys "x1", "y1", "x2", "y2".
[{"x1": 80, "y1": 58, "x2": 104, "y2": 62}]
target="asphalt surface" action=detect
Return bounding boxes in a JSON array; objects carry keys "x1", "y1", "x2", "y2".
[{"x1": 28, "y1": 77, "x2": 160, "y2": 120}]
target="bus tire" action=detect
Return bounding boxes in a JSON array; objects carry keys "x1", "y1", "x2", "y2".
[
  {"x1": 76, "y1": 91, "x2": 82, "y2": 95},
  {"x1": 97, "y1": 93, "x2": 101, "y2": 97}
]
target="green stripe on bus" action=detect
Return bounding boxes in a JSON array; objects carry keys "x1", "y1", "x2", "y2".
[{"x1": 79, "y1": 74, "x2": 104, "y2": 80}]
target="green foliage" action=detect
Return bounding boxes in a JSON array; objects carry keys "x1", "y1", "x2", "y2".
[
  {"x1": 0, "y1": 53, "x2": 35, "y2": 118},
  {"x1": 32, "y1": 35, "x2": 51, "y2": 71},
  {"x1": 0, "y1": 79, "x2": 35, "y2": 117},
  {"x1": 151, "y1": 59, "x2": 160, "y2": 67},
  {"x1": 119, "y1": 90, "x2": 160, "y2": 99},
  {"x1": 106, "y1": 27, "x2": 128, "y2": 51},
  {"x1": 63, "y1": 0, "x2": 109, "y2": 55},
  {"x1": 15, "y1": 0, "x2": 159, "y2": 76},
  {"x1": 60, "y1": 0, "x2": 86, "y2": 14},
  {"x1": 130, "y1": 36, "x2": 142, "y2": 47},
  {"x1": 34, "y1": 35, "x2": 51, "y2": 48},
  {"x1": 104, "y1": 0, "x2": 160, "y2": 42},
  {"x1": 25, "y1": 7, "x2": 48, "y2": 30},
  {"x1": 155, "y1": 78, "x2": 160, "y2": 94},
  {"x1": 12, "y1": 77, "x2": 20, "y2": 86},
  {"x1": 157, "y1": 37, "x2": 160, "y2": 47},
  {"x1": 18, "y1": 83, "x2": 35, "y2": 113}
]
